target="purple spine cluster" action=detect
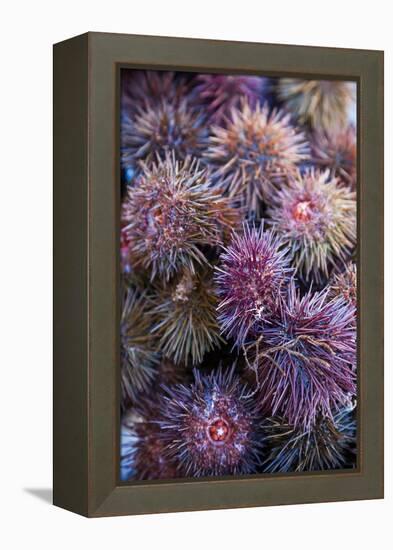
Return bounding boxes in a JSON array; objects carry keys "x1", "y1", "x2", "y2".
[
  {"x1": 215, "y1": 224, "x2": 292, "y2": 345},
  {"x1": 256, "y1": 280, "x2": 356, "y2": 428}
]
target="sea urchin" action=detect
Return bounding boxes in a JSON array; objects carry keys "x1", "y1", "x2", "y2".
[
  {"x1": 121, "y1": 98, "x2": 207, "y2": 171},
  {"x1": 150, "y1": 268, "x2": 223, "y2": 365},
  {"x1": 330, "y1": 262, "x2": 357, "y2": 309},
  {"x1": 159, "y1": 367, "x2": 265, "y2": 477},
  {"x1": 120, "y1": 400, "x2": 181, "y2": 481},
  {"x1": 252, "y1": 280, "x2": 356, "y2": 428},
  {"x1": 267, "y1": 168, "x2": 356, "y2": 283},
  {"x1": 192, "y1": 74, "x2": 265, "y2": 125},
  {"x1": 215, "y1": 223, "x2": 292, "y2": 346},
  {"x1": 120, "y1": 285, "x2": 159, "y2": 409},
  {"x1": 122, "y1": 153, "x2": 239, "y2": 281},
  {"x1": 205, "y1": 99, "x2": 309, "y2": 213},
  {"x1": 277, "y1": 79, "x2": 354, "y2": 131},
  {"x1": 312, "y1": 126, "x2": 357, "y2": 189},
  {"x1": 262, "y1": 407, "x2": 357, "y2": 472}
]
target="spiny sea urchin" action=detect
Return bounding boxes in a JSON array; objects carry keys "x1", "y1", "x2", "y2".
[
  {"x1": 121, "y1": 98, "x2": 207, "y2": 171},
  {"x1": 120, "y1": 285, "x2": 159, "y2": 409},
  {"x1": 120, "y1": 401, "x2": 181, "y2": 481},
  {"x1": 122, "y1": 153, "x2": 240, "y2": 281},
  {"x1": 267, "y1": 168, "x2": 356, "y2": 283},
  {"x1": 251, "y1": 280, "x2": 356, "y2": 428},
  {"x1": 192, "y1": 74, "x2": 265, "y2": 125},
  {"x1": 312, "y1": 126, "x2": 357, "y2": 189},
  {"x1": 330, "y1": 262, "x2": 357, "y2": 309},
  {"x1": 159, "y1": 367, "x2": 265, "y2": 477},
  {"x1": 149, "y1": 268, "x2": 223, "y2": 365},
  {"x1": 121, "y1": 70, "x2": 189, "y2": 114},
  {"x1": 277, "y1": 79, "x2": 355, "y2": 131},
  {"x1": 205, "y1": 99, "x2": 309, "y2": 214},
  {"x1": 262, "y1": 407, "x2": 357, "y2": 472},
  {"x1": 215, "y1": 223, "x2": 292, "y2": 346}
]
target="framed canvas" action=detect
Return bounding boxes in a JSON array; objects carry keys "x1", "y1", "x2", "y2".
[{"x1": 53, "y1": 32, "x2": 384, "y2": 517}]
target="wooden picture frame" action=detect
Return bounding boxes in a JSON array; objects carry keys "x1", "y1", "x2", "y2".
[{"x1": 53, "y1": 32, "x2": 384, "y2": 517}]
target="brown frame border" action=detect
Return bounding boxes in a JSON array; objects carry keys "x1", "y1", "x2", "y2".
[{"x1": 53, "y1": 32, "x2": 384, "y2": 517}]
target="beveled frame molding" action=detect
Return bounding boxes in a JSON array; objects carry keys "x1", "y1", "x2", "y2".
[{"x1": 53, "y1": 32, "x2": 383, "y2": 517}]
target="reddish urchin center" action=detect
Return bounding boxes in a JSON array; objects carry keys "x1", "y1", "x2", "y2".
[
  {"x1": 292, "y1": 200, "x2": 314, "y2": 222},
  {"x1": 207, "y1": 418, "x2": 231, "y2": 443}
]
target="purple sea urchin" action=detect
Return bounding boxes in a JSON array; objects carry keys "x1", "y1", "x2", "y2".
[
  {"x1": 205, "y1": 99, "x2": 309, "y2": 213},
  {"x1": 262, "y1": 407, "x2": 357, "y2": 472},
  {"x1": 120, "y1": 401, "x2": 181, "y2": 481},
  {"x1": 215, "y1": 224, "x2": 292, "y2": 346},
  {"x1": 267, "y1": 169, "x2": 356, "y2": 283},
  {"x1": 121, "y1": 70, "x2": 189, "y2": 114},
  {"x1": 277, "y1": 79, "x2": 354, "y2": 131},
  {"x1": 312, "y1": 126, "x2": 357, "y2": 189},
  {"x1": 121, "y1": 98, "x2": 207, "y2": 170},
  {"x1": 159, "y1": 368, "x2": 265, "y2": 477},
  {"x1": 192, "y1": 74, "x2": 264, "y2": 125},
  {"x1": 122, "y1": 154, "x2": 240, "y2": 281},
  {"x1": 120, "y1": 285, "x2": 159, "y2": 409},
  {"x1": 150, "y1": 268, "x2": 222, "y2": 365},
  {"x1": 252, "y1": 280, "x2": 356, "y2": 428},
  {"x1": 330, "y1": 262, "x2": 357, "y2": 309}
]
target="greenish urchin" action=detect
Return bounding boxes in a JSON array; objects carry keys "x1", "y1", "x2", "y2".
[
  {"x1": 262, "y1": 408, "x2": 357, "y2": 472},
  {"x1": 149, "y1": 268, "x2": 223, "y2": 365},
  {"x1": 277, "y1": 79, "x2": 355, "y2": 131},
  {"x1": 120, "y1": 285, "x2": 159, "y2": 409},
  {"x1": 267, "y1": 168, "x2": 356, "y2": 283}
]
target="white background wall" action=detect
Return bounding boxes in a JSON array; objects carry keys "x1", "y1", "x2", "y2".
[{"x1": 0, "y1": 1, "x2": 390, "y2": 548}]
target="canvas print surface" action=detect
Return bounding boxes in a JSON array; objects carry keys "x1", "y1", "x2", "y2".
[{"x1": 119, "y1": 70, "x2": 357, "y2": 482}]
